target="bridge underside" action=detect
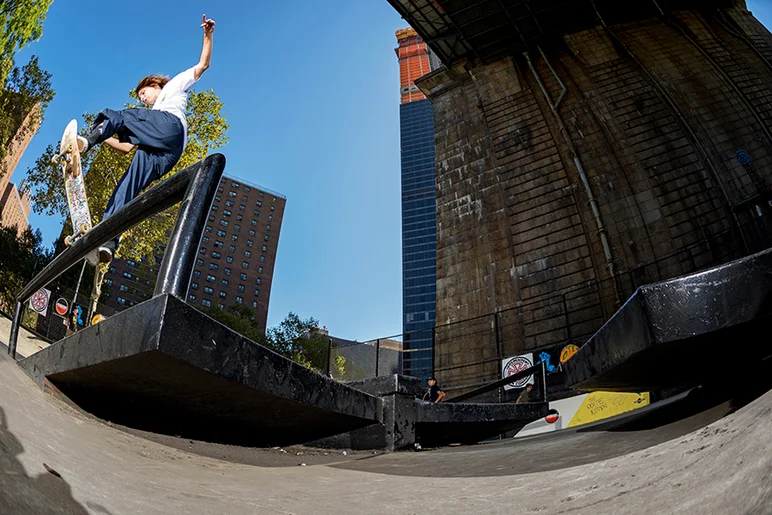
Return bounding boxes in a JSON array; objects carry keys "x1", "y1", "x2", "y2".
[{"x1": 388, "y1": 0, "x2": 738, "y2": 65}]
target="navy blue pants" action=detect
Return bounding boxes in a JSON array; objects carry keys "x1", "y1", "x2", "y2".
[{"x1": 95, "y1": 108, "x2": 184, "y2": 246}]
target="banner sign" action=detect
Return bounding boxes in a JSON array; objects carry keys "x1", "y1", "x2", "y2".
[{"x1": 501, "y1": 352, "x2": 534, "y2": 390}]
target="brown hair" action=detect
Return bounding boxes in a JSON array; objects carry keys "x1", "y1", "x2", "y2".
[{"x1": 135, "y1": 74, "x2": 170, "y2": 96}]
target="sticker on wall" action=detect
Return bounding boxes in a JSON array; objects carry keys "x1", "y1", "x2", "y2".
[
  {"x1": 501, "y1": 353, "x2": 534, "y2": 390},
  {"x1": 560, "y1": 344, "x2": 580, "y2": 363},
  {"x1": 29, "y1": 288, "x2": 51, "y2": 316}
]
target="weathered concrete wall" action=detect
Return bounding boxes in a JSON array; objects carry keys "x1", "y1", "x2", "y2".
[{"x1": 418, "y1": 5, "x2": 772, "y2": 388}]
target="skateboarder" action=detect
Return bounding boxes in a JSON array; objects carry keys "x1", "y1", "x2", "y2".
[{"x1": 77, "y1": 14, "x2": 216, "y2": 263}]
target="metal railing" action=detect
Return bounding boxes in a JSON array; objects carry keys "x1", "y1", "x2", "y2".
[{"x1": 8, "y1": 154, "x2": 226, "y2": 358}]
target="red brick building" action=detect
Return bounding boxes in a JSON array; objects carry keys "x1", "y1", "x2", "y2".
[
  {"x1": 101, "y1": 175, "x2": 286, "y2": 333},
  {"x1": 0, "y1": 180, "x2": 31, "y2": 237}
]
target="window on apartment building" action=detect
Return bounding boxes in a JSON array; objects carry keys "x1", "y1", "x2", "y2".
[
  {"x1": 235, "y1": 296, "x2": 243, "y2": 304},
  {"x1": 264, "y1": 235, "x2": 269, "y2": 241},
  {"x1": 272, "y1": 197, "x2": 276, "y2": 203},
  {"x1": 246, "y1": 240, "x2": 253, "y2": 247},
  {"x1": 232, "y1": 182, "x2": 240, "y2": 189},
  {"x1": 206, "y1": 275, "x2": 215, "y2": 283},
  {"x1": 117, "y1": 297, "x2": 126, "y2": 305},
  {"x1": 119, "y1": 284, "x2": 128, "y2": 292},
  {"x1": 261, "y1": 245, "x2": 267, "y2": 252},
  {"x1": 215, "y1": 195, "x2": 221, "y2": 202},
  {"x1": 191, "y1": 282, "x2": 199, "y2": 290},
  {"x1": 217, "y1": 187, "x2": 223, "y2": 193},
  {"x1": 256, "y1": 278, "x2": 261, "y2": 285},
  {"x1": 244, "y1": 186, "x2": 251, "y2": 192},
  {"x1": 254, "y1": 289, "x2": 260, "y2": 296},
  {"x1": 220, "y1": 220, "x2": 228, "y2": 227},
  {"x1": 250, "y1": 219, "x2": 257, "y2": 227},
  {"x1": 223, "y1": 209, "x2": 232, "y2": 217},
  {"x1": 258, "y1": 267, "x2": 263, "y2": 274},
  {"x1": 234, "y1": 224, "x2": 241, "y2": 232},
  {"x1": 242, "y1": 261, "x2": 249, "y2": 269},
  {"x1": 226, "y1": 200, "x2": 234, "y2": 207},
  {"x1": 268, "y1": 215, "x2": 272, "y2": 221},
  {"x1": 244, "y1": 250, "x2": 251, "y2": 258},
  {"x1": 228, "y1": 191, "x2": 236, "y2": 198},
  {"x1": 237, "y1": 284, "x2": 245, "y2": 293},
  {"x1": 226, "y1": 256, "x2": 233, "y2": 264},
  {"x1": 260, "y1": 255, "x2": 265, "y2": 263},
  {"x1": 232, "y1": 235, "x2": 238, "y2": 241},
  {"x1": 209, "y1": 263, "x2": 218, "y2": 271},
  {"x1": 229, "y1": 245, "x2": 236, "y2": 252},
  {"x1": 256, "y1": 201, "x2": 262, "y2": 207},
  {"x1": 253, "y1": 210, "x2": 260, "y2": 217},
  {"x1": 106, "y1": 279, "x2": 113, "y2": 286},
  {"x1": 220, "y1": 177, "x2": 226, "y2": 183},
  {"x1": 211, "y1": 251, "x2": 221, "y2": 259},
  {"x1": 249, "y1": 230, "x2": 255, "y2": 236},
  {"x1": 259, "y1": 192, "x2": 264, "y2": 198},
  {"x1": 199, "y1": 247, "x2": 207, "y2": 254},
  {"x1": 266, "y1": 225, "x2": 271, "y2": 231},
  {"x1": 196, "y1": 259, "x2": 204, "y2": 266},
  {"x1": 208, "y1": 215, "x2": 215, "y2": 222},
  {"x1": 204, "y1": 286, "x2": 213, "y2": 294},
  {"x1": 240, "y1": 272, "x2": 247, "y2": 280},
  {"x1": 109, "y1": 266, "x2": 116, "y2": 273},
  {"x1": 252, "y1": 301, "x2": 258, "y2": 309},
  {"x1": 219, "y1": 291, "x2": 226, "y2": 298},
  {"x1": 211, "y1": 205, "x2": 218, "y2": 212},
  {"x1": 206, "y1": 226, "x2": 212, "y2": 233},
  {"x1": 218, "y1": 230, "x2": 226, "y2": 237},
  {"x1": 239, "y1": 203, "x2": 246, "y2": 209},
  {"x1": 215, "y1": 240, "x2": 223, "y2": 248},
  {"x1": 123, "y1": 272, "x2": 132, "y2": 279},
  {"x1": 202, "y1": 236, "x2": 209, "y2": 243},
  {"x1": 237, "y1": 214, "x2": 243, "y2": 222},
  {"x1": 189, "y1": 294, "x2": 196, "y2": 302},
  {"x1": 221, "y1": 279, "x2": 229, "y2": 286},
  {"x1": 224, "y1": 268, "x2": 231, "y2": 276},
  {"x1": 202, "y1": 299, "x2": 211, "y2": 307},
  {"x1": 193, "y1": 270, "x2": 201, "y2": 278}
]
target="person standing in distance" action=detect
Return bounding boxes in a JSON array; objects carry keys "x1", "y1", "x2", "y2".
[{"x1": 428, "y1": 377, "x2": 446, "y2": 403}]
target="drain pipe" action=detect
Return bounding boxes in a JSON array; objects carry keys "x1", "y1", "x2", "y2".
[{"x1": 525, "y1": 49, "x2": 622, "y2": 304}]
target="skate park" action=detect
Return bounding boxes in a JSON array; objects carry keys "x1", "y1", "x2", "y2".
[{"x1": 2, "y1": 0, "x2": 772, "y2": 513}]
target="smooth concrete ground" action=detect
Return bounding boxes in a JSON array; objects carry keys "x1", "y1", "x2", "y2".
[
  {"x1": 0, "y1": 313, "x2": 51, "y2": 358},
  {"x1": 0, "y1": 324, "x2": 770, "y2": 514}
]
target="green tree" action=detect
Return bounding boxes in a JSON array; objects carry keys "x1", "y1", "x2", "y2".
[
  {"x1": 0, "y1": 55, "x2": 54, "y2": 178},
  {"x1": 0, "y1": 221, "x2": 53, "y2": 312},
  {"x1": 25, "y1": 89, "x2": 229, "y2": 260},
  {"x1": 0, "y1": 0, "x2": 53, "y2": 83},
  {"x1": 202, "y1": 307, "x2": 347, "y2": 377}
]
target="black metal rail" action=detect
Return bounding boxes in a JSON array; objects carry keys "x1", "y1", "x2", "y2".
[{"x1": 8, "y1": 153, "x2": 226, "y2": 359}]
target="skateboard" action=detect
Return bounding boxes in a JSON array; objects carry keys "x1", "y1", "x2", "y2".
[{"x1": 52, "y1": 119, "x2": 97, "y2": 264}]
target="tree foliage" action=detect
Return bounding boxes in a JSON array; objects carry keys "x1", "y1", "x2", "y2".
[
  {"x1": 25, "y1": 88, "x2": 229, "y2": 260},
  {"x1": 0, "y1": 221, "x2": 53, "y2": 312},
  {"x1": 203, "y1": 307, "x2": 347, "y2": 377},
  {"x1": 0, "y1": 0, "x2": 52, "y2": 83},
  {"x1": 0, "y1": 55, "x2": 53, "y2": 178}
]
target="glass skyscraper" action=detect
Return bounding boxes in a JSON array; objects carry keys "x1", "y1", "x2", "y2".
[{"x1": 396, "y1": 28, "x2": 437, "y2": 380}]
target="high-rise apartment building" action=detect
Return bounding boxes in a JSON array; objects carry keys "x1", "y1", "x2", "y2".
[
  {"x1": 396, "y1": 28, "x2": 438, "y2": 380},
  {"x1": 0, "y1": 102, "x2": 40, "y2": 236},
  {"x1": 101, "y1": 175, "x2": 286, "y2": 332}
]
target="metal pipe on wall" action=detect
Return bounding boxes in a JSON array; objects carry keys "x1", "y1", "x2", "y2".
[{"x1": 524, "y1": 49, "x2": 622, "y2": 305}]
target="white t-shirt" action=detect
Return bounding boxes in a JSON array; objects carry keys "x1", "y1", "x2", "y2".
[{"x1": 152, "y1": 66, "x2": 198, "y2": 147}]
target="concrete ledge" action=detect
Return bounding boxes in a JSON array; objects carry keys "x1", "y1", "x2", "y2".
[
  {"x1": 416, "y1": 400, "x2": 548, "y2": 447},
  {"x1": 19, "y1": 295, "x2": 380, "y2": 446},
  {"x1": 346, "y1": 374, "x2": 423, "y2": 397},
  {"x1": 566, "y1": 248, "x2": 772, "y2": 392}
]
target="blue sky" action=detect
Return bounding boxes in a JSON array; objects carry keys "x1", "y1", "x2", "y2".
[{"x1": 8, "y1": 1, "x2": 772, "y2": 341}]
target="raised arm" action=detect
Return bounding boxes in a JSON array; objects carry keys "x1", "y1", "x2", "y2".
[{"x1": 193, "y1": 14, "x2": 215, "y2": 81}]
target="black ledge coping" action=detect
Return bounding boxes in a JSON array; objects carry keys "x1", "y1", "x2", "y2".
[
  {"x1": 345, "y1": 374, "x2": 423, "y2": 397},
  {"x1": 415, "y1": 400, "x2": 548, "y2": 447},
  {"x1": 566, "y1": 248, "x2": 772, "y2": 392},
  {"x1": 20, "y1": 294, "x2": 380, "y2": 446}
]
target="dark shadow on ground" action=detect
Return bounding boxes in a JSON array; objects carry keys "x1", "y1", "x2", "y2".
[{"x1": 0, "y1": 407, "x2": 108, "y2": 514}]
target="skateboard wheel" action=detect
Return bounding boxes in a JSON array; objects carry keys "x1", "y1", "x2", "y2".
[
  {"x1": 79, "y1": 224, "x2": 88, "y2": 235},
  {"x1": 64, "y1": 236, "x2": 72, "y2": 247}
]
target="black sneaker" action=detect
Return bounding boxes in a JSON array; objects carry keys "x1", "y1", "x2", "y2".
[{"x1": 97, "y1": 246, "x2": 113, "y2": 264}]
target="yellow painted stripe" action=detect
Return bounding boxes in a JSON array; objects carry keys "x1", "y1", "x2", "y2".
[{"x1": 567, "y1": 392, "x2": 650, "y2": 428}]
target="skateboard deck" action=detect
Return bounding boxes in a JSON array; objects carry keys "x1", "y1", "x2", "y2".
[{"x1": 54, "y1": 119, "x2": 97, "y2": 264}]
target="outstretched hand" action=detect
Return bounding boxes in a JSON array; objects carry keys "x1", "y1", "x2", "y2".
[{"x1": 201, "y1": 14, "x2": 215, "y2": 35}]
